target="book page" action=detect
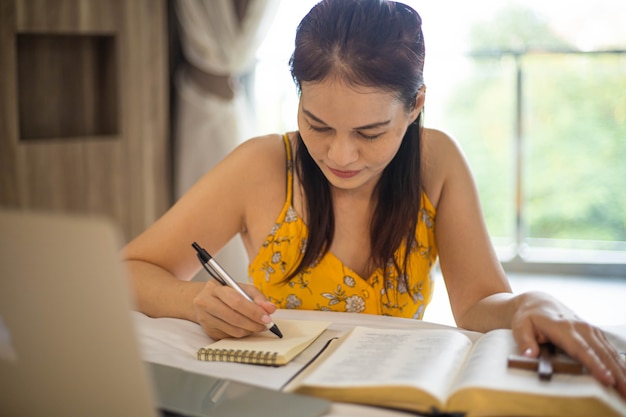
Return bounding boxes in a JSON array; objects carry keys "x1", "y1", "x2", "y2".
[
  {"x1": 198, "y1": 319, "x2": 331, "y2": 365},
  {"x1": 299, "y1": 327, "x2": 473, "y2": 401},
  {"x1": 447, "y1": 329, "x2": 626, "y2": 416}
]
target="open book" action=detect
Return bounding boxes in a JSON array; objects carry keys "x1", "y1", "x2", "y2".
[
  {"x1": 197, "y1": 319, "x2": 330, "y2": 366},
  {"x1": 284, "y1": 326, "x2": 626, "y2": 417}
]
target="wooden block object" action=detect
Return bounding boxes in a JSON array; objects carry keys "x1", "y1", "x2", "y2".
[{"x1": 0, "y1": 0, "x2": 170, "y2": 241}]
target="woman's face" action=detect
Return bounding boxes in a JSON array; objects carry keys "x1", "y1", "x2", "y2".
[{"x1": 297, "y1": 78, "x2": 422, "y2": 194}]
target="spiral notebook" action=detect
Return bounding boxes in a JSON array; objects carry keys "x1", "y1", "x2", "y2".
[{"x1": 197, "y1": 319, "x2": 331, "y2": 366}]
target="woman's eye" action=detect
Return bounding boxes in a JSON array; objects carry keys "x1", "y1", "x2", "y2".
[
  {"x1": 309, "y1": 125, "x2": 331, "y2": 133},
  {"x1": 358, "y1": 132, "x2": 382, "y2": 140}
]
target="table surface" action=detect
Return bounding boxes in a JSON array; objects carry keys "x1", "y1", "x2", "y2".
[{"x1": 134, "y1": 309, "x2": 626, "y2": 417}]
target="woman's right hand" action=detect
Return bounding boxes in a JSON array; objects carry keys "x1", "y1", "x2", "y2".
[{"x1": 192, "y1": 279, "x2": 277, "y2": 340}]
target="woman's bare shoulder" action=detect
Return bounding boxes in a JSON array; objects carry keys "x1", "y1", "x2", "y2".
[
  {"x1": 183, "y1": 132, "x2": 289, "y2": 214},
  {"x1": 233, "y1": 133, "x2": 286, "y2": 162},
  {"x1": 217, "y1": 133, "x2": 285, "y2": 180},
  {"x1": 421, "y1": 127, "x2": 469, "y2": 208},
  {"x1": 214, "y1": 132, "x2": 287, "y2": 194},
  {"x1": 422, "y1": 127, "x2": 463, "y2": 156}
]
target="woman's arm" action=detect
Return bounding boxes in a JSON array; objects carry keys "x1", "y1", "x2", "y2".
[
  {"x1": 423, "y1": 129, "x2": 626, "y2": 397},
  {"x1": 422, "y1": 129, "x2": 512, "y2": 327},
  {"x1": 122, "y1": 135, "x2": 283, "y2": 339}
]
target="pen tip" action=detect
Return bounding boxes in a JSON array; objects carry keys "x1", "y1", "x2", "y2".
[{"x1": 270, "y1": 324, "x2": 283, "y2": 339}]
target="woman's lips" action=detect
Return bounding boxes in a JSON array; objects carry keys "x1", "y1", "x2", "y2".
[{"x1": 328, "y1": 167, "x2": 360, "y2": 179}]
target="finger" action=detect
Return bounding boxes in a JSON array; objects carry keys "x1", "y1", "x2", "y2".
[
  {"x1": 193, "y1": 283, "x2": 266, "y2": 337},
  {"x1": 240, "y1": 282, "x2": 265, "y2": 299},
  {"x1": 615, "y1": 351, "x2": 626, "y2": 398},
  {"x1": 259, "y1": 300, "x2": 278, "y2": 315},
  {"x1": 541, "y1": 321, "x2": 626, "y2": 397},
  {"x1": 574, "y1": 339, "x2": 615, "y2": 386},
  {"x1": 546, "y1": 323, "x2": 617, "y2": 388},
  {"x1": 195, "y1": 301, "x2": 261, "y2": 339},
  {"x1": 592, "y1": 331, "x2": 626, "y2": 397},
  {"x1": 241, "y1": 283, "x2": 278, "y2": 314},
  {"x1": 511, "y1": 315, "x2": 541, "y2": 358},
  {"x1": 215, "y1": 285, "x2": 273, "y2": 327},
  {"x1": 199, "y1": 312, "x2": 256, "y2": 340},
  {"x1": 202, "y1": 293, "x2": 267, "y2": 333},
  {"x1": 203, "y1": 327, "x2": 231, "y2": 341}
]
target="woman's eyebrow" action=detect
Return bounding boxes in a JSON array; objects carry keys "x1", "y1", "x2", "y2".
[
  {"x1": 354, "y1": 120, "x2": 391, "y2": 130},
  {"x1": 302, "y1": 109, "x2": 391, "y2": 130},
  {"x1": 303, "y1": 109, "x2": 327, "y2": 125}
]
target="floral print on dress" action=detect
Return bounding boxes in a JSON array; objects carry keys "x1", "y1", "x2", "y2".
[
  {"x1": 345, "y1": 294, "x2": 366, "y2": 313},
  {"x1": 320, "y1": 284, "x2": 367, "y2": 312},
  {"x1": 248, "y1": 134, "x2": 438, "y2": 320},
  {"x1": 421, "y1": 205, "x2": 434, "y2": 229},
  {"x1": 343, "y1": 275, "x2": 356, "y2": 288},
  {"x1": 285, "y1": 294, "x2": 302, "y2": 309},
  {"x1": 285, "y1": 206, "x2": 298, "y2": 223},
  {"x1": 288, "y1": 271, "x2": 313, "y2": 294},
  {"x1": 259, "y1": 262, "x2": 275, "y2": 282},
  {"x1": 321, "y1": 284, "x2": 346, "y2": 307}
]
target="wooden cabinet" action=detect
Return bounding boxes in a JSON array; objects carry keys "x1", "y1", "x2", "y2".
[{"x1": 0, "y1": 0, "x2": 170, "y2": 241}]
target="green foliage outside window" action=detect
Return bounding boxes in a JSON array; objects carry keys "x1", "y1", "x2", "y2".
[{"x1": 446, "y1": 6, "x2": 626, "y2": 250}]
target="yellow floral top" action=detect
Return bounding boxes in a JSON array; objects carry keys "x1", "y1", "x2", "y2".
[{"x1": 248, "y1": 134, "x2": 438, "y2": 319}]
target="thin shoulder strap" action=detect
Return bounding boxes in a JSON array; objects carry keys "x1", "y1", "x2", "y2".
[{"x1": 282, "y1": 133, "x2": 294, "y2": 205}]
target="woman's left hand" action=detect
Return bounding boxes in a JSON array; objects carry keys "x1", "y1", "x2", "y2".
[{"x1": 511, "y1": 291, "x2": 626, "y2": 399}]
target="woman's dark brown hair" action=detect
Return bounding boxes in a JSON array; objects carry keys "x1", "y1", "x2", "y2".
[{"x1": 287, "y1": 0, "x2": 426, "y2": 289}]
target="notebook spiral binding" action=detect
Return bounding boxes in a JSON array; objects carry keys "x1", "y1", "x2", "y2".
[{"x1": 197, "y1": 348, "x2": 279, "y2": 366}]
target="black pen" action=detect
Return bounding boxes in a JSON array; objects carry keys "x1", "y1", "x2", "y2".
[{"x1": 191, "y1": 242, "x2": 283, "y2": 338}]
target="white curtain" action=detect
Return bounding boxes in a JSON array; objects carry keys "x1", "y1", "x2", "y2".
[{"x1": 174, "y1": 0, "x2": 280, "y2": 281}]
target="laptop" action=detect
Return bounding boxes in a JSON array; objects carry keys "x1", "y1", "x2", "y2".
[{"x1": 0, "y1": 209, "x2": 330, "y2": 417}]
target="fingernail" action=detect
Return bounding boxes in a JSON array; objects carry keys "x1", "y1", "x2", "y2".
[
  {"x1": 523, "y1": 348, "x2": 533, "y2": 357},
  {"x1": 605, "y1": 369, "x2": 616, "y2": 385},
  {"x1": 261, "y1": 314, "x2": 272, "y2": 324}
]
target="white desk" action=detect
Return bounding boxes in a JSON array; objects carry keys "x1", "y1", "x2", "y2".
[{"x1": 133, "y1": 309, "x2": 626, "y2": 417}]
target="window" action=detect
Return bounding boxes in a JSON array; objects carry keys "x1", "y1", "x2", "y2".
[{"x1": 254, "y1": 1, "x2": 626, "y2": 275}]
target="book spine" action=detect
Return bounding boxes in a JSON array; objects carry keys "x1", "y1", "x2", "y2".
[{"x1": 197, "y1": 348, "x2": 279, "y2": 366}]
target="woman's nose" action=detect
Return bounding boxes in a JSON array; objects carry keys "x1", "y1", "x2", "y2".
[{"x1": 328, "y1": 134, "x2": 359, "y2": 167}]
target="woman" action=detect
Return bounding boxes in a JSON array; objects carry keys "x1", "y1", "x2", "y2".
[{"x1": 123, "y1": 0, "x2": 625, "y2": 397}]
